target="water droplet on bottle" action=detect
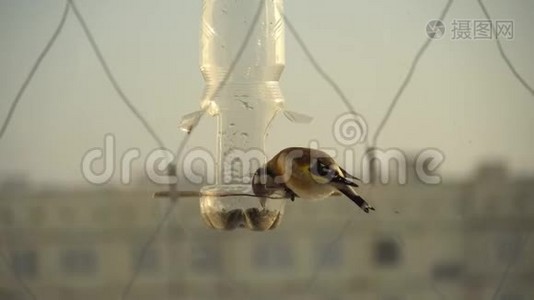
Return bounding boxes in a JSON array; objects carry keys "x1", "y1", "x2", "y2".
[
  {"x1": 283, "y1": 110, "x2": 313, "y2": 123},
  {"x1": 179, "y1": 110, "x2": 205, "y2": 133},
  {"x1": 237, "y1": 99, "x2": 253, "y2": 110}
]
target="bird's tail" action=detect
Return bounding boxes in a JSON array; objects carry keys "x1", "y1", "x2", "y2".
[{"x1": 336, "y1": 185, "x2": 375, "y2": 213}]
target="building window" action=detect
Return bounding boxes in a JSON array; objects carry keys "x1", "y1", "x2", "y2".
[
  {"x1": 60, "y1": 249, "x2": 98, "y2": 275},
  {"x1": 315, "y1": 239, "x2": 343, "y2": 269},
  {"x1": 373, "y1": 239, "x2": 401, "y2": 266},
  {"x1": 11, "y1": 251, "x2": 38, "y2": 278},
  {"x1": 92, "y1": 206, "x2": 110, "y2": 223},
  {"x1": 513, "y1": 189, "x2": 533, "y2": 212},
  {"x1": 253, "y1": 241, "x2": 294, "y2": 269},
  {"x1": 131, "y1": 247, "x2": 160, "y2": 274},
  {"x1": 500, "y1": 295, "x2": 524, "y2": 300},
  {"x1": 485, "y1": 195, "x2": 499, "y2": 213},
  {"x1": 59, "y1": 207, "x2": 76, "y2": 224},
  {"x1": 432, "y1": 262, "x2": 463, "y2": 281},
  {"x1": 0, "y1": 207, "x2": 13, "y2": 226},
  {"x1": 190, "y1": 241, "x2": 221, "y2": 273},
  {"x1": 0, "y1": 290, "x2": 23, "y2": 299},
  {"x1": 496, "y1": 234, "x2": 522, "y2": 263},
  {"x1": 29, "y1": 207, "x2": 45, "y2": 226},
  {"x1": 119, "y1": 205, "x2": 137, "y2": 225}
]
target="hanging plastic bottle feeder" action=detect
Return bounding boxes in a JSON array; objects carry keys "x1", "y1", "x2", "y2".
[{"x1": 178, "y1": 0, "x2": 311, "y2": 231}]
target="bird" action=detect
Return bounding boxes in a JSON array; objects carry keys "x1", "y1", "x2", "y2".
[{"x1": 252, "y1": 147, "x2": 375, "y2": 213}]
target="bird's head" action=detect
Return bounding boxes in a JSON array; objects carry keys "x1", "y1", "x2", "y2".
[{"x1": 309, "y1": 157, "x2": 340, "y2": 184}]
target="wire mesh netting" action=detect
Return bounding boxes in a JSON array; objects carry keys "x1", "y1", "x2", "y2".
[{"x1": 1, "y1": 0, "x2": 533, "y2": 299}]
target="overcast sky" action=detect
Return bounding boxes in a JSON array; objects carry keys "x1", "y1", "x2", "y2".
[{"x1": 0, "y1": 0, "x2": 533, "y2": 186}]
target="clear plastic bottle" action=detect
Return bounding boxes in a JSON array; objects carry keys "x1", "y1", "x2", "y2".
[{"x1": 198, "y1": 0, "x2": 286, "y2": 230}]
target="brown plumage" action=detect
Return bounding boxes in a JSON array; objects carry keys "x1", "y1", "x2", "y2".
[{"x1": 252, "y1": 147, "x2": 375, "y2": 213}]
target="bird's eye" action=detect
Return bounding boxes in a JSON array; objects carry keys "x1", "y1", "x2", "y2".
[
  {"x1": 319, "y1": 165, "x2": 331, "y2": 176},
  {"x1": 311, "y1": 161, "x2": 335, "y2": 178}
]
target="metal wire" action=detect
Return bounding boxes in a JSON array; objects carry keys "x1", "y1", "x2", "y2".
[
  {"x1": 0, "y1": 250, "x2": 37, "y2": 300},
  {"x1": 288, "y1": 0, "x2": 454, "y2": 295},
  {"x1": 490, "y1": 233, "x2": 531, "y2": 300},
  {"x1": 119, "y1": 162, "x2": 184, "y2": 300},
  {"x1": 68, "y1": 0, "x2": 167, "y2": 149},
  {"x1": 371, "y1": 0, "x2": 454, "y2": 149},
  {"x1": 120, "y1": 2, "x2": 267, "y2": 299},
  {"x1": 1, "y1": 1, "x2": 170, "y2": 298},
  {"x1": 0, "y1": 1, "x2": 70, "y2": 142},
  {"x1": 0, "y1": 2, "x2": 71, "y2": 299},
  {"x1": 282, "y1": 10, "x2": 359, "y2": 119},
  {"x1": 476, "y1": 2, "x2": 534, "y2": 298},
  {"x1": 477, "y1": 0, "x2": 534, "y2": 98},
  {"x1": 280, "y1": 7, "x2": 368, "y2": 292},
  {"x1": 154, "y1": 191, "x2": 288, "y2": 200},
  {"x1": 1, "y1": 0, "x2": 532, "y2": 299},
  {"x1": 303, "y1": 217, "x2": 354, "y2": 291}
]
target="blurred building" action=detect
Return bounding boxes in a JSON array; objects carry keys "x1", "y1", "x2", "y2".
[
  {"x1": 0, "y1": 162, "x2": 533, "y2": 300},
  {"x1": 462, "y1": 164, "x2": 534, "y2": 300}
]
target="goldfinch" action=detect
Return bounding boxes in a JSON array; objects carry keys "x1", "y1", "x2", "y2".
[{"x1": 252, "y1": 147, "x2": 375, "y2": 213}]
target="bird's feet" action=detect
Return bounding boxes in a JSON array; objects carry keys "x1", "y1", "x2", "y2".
[{"x1": 284, "y1": 188, "x2": 297, "y2": 202}]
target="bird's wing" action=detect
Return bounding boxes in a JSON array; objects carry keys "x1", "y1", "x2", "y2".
[{"x1": 256, "y1": 161, "x2": 298, "y2": 200}]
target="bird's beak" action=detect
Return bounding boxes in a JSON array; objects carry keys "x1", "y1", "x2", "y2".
[{"x1": 332, "y1": 174, "x2": 359, "y2": 187}]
